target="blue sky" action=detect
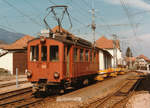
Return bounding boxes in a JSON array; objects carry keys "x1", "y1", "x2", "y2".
[{"x1": 0, "y1": 0, "x2": 150, "y2": 57}]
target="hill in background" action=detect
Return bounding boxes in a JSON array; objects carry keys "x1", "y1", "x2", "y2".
[{"x1": 0, "y1": 28, "x2": 25, "y2": 44}]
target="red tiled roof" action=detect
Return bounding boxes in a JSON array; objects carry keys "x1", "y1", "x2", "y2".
[
  {"x1": 3, "y1": 35, "x2": 34, "y2": 50},
  {"x1": 0, "y1": 44, "x2": 7, "y2": 49},
  {"x1": 137, "y1": 54, "x2": 150, "y2": 62},
  {"x1": 96, "y1": 36, "x2": 120, "y2": 49},
  {"x1": 125, "y1": 57, "x2": 136, "y2": 62}
]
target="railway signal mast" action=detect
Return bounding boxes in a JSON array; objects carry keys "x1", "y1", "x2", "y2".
[
  {"x1": 89, "y1": 1, "x2": 96, "y2": 47},
  {"x1": 91, "y1": 9, "x2": 96, "y2": 47},
  {"x1": 112, "y1": 34, "x2": 118, "y2": 68}
]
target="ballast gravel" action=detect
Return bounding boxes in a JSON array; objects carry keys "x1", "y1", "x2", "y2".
[{"x1": 126, "y1": 92, "x2": 150, "y2": 108}]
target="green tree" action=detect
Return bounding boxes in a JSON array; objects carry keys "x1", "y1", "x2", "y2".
[{"x1": 126, "y1": 47, "x2": 133, "y2": 57}]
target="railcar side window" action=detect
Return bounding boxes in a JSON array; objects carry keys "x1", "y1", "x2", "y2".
[
  {"x1": 85, "y1": 50, "x2": 89, "y2": 61},
  {"x1": 74, "y1": 48, "x2": 78, "y2": 61},
  {"x1": 50, "y1": 46, "x2": 59, "y2": 62},
  {"x1": 64, "y1": 47, "x2": 66, "y2": 61},
  {"x1": 94, "y1": 51, "x2": 96, "y2": 63},
  {"x1": 30, "y1": 45, "x2": 39, "y2": 61},
  {"x1": 90, "y1": 50, "x2": 92, "y2": 62},
  {"x1": 80, "y1": 49, "x2": 84, "y2": 61},
  {"x1": 41, "y1": 46, "x2": 47, "y2": 61}
]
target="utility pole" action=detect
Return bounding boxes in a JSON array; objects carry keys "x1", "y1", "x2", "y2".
[
  {"x1": 89, "y1": 0, "x2": 96, "y2": 47},
  {"x1": 91, "y1": 8, "x2": 96, "y2": 47},
  {"x1": 112, "y1": 34, "x2": 117, "y2": 68}
]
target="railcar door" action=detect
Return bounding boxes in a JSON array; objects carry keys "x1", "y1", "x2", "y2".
[
  {"x1": 66, "y1": 46, "x2": 71, "y2": 78},
  {"x1": 40, "y1": 45, "x2": 47, "y2": 74}
]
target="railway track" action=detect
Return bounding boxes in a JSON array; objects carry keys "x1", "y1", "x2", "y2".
[
  {"x1": 86, "y1": 77, "x2": 141, "y2": 108},
  {"x1": 0, "y1": 93, "x2": 56, "y2": 108},
  {"x1": 0, "y1": 86, "x2": 56, "y2": 107},
  {"x1": 0, "y1": 87, "x2": 32, "y2": 101},
  {"x1": 0, "y1": 81, "x2": 27, "y2": 88}
]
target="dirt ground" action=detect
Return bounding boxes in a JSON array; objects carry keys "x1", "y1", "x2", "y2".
[
  {"x1": 126, "y1": 74, "x2": 150, "y2": 108},
  {"x1": 39, "y1": 72, "x2": 137, "y2": 108}
]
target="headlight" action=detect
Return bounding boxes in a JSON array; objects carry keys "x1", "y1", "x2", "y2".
[
  {"x1": 54, "y1": 72, "x2": 60, "y2": 79},
  {"x1": 25, "y1": 69, "x2": 32, "y2": 78}
]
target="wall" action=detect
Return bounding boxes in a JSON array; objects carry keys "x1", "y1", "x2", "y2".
[
  {"x1": 99, "y1": 50, "x2": 112, "y2": 70},
  {"x1": 106, "y1": 48, "x2": 122, "y2": 67},
  {"x1": 0, "y1": 49, "x2": 7, "y2": 55},
  {"x1": 13, "y1": 51, "x2": 27, "y2": 75},
  {"x1": 99, "y1": 50, "x2": 104, "y2": 70},
  {"x1": 0, "y1": 52, "x2": 13, "y2": 74}
]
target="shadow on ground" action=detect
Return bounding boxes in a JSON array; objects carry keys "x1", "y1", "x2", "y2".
[{"x1": 135, "y1": 74, "x2": 150, "y2": 92}]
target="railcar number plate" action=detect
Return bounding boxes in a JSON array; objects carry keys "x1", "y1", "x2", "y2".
[{"x1": 41, "y1": 64, "x2": 47, "y2": 69}]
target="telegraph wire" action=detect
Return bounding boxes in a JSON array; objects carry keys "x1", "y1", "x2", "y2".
[
  {"x1": 67, "y1": 0, "x2": 91, "y2": 19},
  {"x1": 82, "y1": 0, "x2": 92, "y2": 9},
  {"x1": 3, "y1": 0, "x2": 42, "y2": 26},
  {"x1": 23, "y1": 0, "x2": 40, "y2": 12},
  {"x1": 120, "y1": 0, "x2": 137, "y2": 37},
  {"x1": 47, "y1": 0, "x2": 89, "y2": 27},
  {"x1": 0, "y1": 24, "x2": 17, "y2": 32},
  {"x1": 47, "y1": 0, "x2": 56, "y2": 5}
]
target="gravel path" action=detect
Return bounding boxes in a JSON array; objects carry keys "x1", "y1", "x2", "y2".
[
  {"x1": 39, "y1": 72, "x2": 137, "y2": 108},
  {"x1": 126, "y1": 74, "x2": 150, "y2": 108},
  {"x1": 126, "y1": 92, "x2": 150, "y2": 108}
]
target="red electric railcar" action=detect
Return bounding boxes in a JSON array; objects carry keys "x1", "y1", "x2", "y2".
[{"x1": 26, "y1": 32, "x2": 99, "y2": 93}]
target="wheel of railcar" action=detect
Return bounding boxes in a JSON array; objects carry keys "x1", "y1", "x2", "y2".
[{"x1": 83, "y1": 79, "x2": 89, "y2": 86}]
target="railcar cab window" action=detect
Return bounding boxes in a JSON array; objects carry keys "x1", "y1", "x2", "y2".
[
  {"x1": 41, "y1": 46, "x2": 47, "y2": 61},
  {"x1": 30, "y1": 45, "x2": 39, "y2": 61},
  {"x1": 50, "y1": 46, "x2": 59, "y2": 62},
  {"x1": 80, "y1": 49, "x2": 84, "y2": 61},
  {"x1": 74, "y1": 48, "x2": 78, "y2": 62},
  {"x1": 85, "y1": 50, "x2": 89, "y2": 61}
]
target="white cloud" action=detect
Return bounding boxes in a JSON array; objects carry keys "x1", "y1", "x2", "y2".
[{"x1": 104, "y1": 0, "x2": 150, "y2": 10}]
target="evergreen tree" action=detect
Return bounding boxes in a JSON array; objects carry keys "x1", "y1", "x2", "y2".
[{"x1": 126, "y1": 47, "x2": 132, "y2": 57}]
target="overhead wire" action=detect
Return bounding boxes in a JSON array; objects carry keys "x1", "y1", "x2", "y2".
[
  {"x1": 120, "y1": 0, "x2": 143, "y2": 52},
  {"x1": 120, "y1": 0, "x2": 137, "y2": 37},
  {"x1": 81, "y1": 0, "x2": 92, "y2": 9},
  {"x1": 23, "y1": 0, "x2": 40, "y2": 12},
  {"x1": 67, "y1": 0, "x2": 91, "y2": 20},
  {"x1": 0, "y1": 24, "x2": 17, "y2": 32},
  {"x1": 47, "y1": 0, "x2": 89, "y2": 27},
  {"x1": 2, "y1": 0, "x2": 42, "y2": 26}
]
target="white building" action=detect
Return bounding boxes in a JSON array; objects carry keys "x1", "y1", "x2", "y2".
[
  {"x1": 0, "y1": 35, "x2": 34, "y2": 75},
  {"x1": 136, "y1": 54, "x2": 150, "y2": 70},
  {"x1": 98, "y1": 49, "x2": 112, "y2": 70},
  {"x1": 96, "y1": 36, "x2": 123, "y2": 68}
]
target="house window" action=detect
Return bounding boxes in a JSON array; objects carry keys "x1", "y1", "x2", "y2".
[
  {"x1": 74, "y1": 48, "x2": 78, "y2": 62},
  {"x1": 85, "y1": 50, "x2": 89, "y2": 61},
  {"x1": 80, "y1": 49, "x2": 84, "y2": 61},
  {"x1": 41, "y1": 46, "x2": 47, "y2": 61},
  {"x1": 30, "y1": 45, "x2": 39, "y2": 61},
  {"x1": 50, "y1": 46, "x2": 59, "y2": 62}
]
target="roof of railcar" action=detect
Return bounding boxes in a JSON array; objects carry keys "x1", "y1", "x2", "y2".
[{"x1": 28, "y1": 26, "x2": 102, "y2": 50}]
